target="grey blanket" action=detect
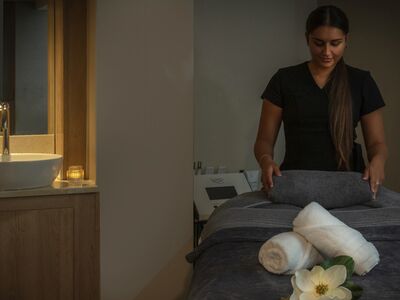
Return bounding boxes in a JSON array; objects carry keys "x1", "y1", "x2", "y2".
[
  {"x1": 186, "y1": 188, "x2": 400, "y2": 300},
  {"x1": 268, "y1": 170, "x2": 375, "y2": 208}
]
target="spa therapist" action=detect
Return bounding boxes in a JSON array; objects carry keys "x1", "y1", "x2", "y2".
[{"x1": 254, "y1": 5, "x2": 387, "y2": 197}]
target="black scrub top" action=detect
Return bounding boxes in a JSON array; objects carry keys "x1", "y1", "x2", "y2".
[{"x1": 261, "y1": 61, "x2": 385, "y2": 172}]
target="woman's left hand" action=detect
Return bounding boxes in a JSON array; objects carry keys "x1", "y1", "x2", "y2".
[
  {"x1": 360, "y1": 108, "x2": 387, "y2": 200},
  {"x1": 363, "y1": 155, "x2": 386, "y2": 199}
]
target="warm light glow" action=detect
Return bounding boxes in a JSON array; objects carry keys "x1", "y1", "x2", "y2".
[{"x1": 67, "y1": 165, "x2": 84, "y2": 182}]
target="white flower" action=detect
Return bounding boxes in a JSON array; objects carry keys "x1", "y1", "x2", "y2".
[
  {"x1": 289, "y1": 265, "x2": 352, "y2": 300},
  {"x1": 289, "y1": 275, "x2": 302, "y2": 300}
]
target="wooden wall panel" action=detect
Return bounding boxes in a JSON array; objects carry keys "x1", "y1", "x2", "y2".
[
  {"x1": 54, "y1": 0, "x2": 65, "y2": 174},
  {"x1": 86, "y1": 0, "x2": 96, "y2": 181},
  {"x1": 62, "y1": 0, "x2": 87, "y2": 177},
  {"x1": 54, "y1": 0, "x2": 90, "y2": 179}
]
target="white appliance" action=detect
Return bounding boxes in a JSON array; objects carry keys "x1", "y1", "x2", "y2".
[{"x1": 194, "y1": 173, "x2": 252, "y2": 221}]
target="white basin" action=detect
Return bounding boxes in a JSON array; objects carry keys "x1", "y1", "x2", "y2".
[{"x1": 0, "y1": 153, "x2": 63, "y2": 191}]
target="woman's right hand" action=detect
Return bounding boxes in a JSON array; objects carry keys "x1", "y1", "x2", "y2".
[{"x1": 260, "y1": 155, "x2": 282, "y2": 191}]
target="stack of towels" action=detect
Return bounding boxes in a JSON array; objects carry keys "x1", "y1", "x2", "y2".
[{"x1": 258, "y1": 202, "x2": 380, "y2": 276}]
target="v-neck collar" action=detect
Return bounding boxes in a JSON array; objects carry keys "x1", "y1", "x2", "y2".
[{"x1": 304, "y1": 61, "x2": 333, "y2": 91}]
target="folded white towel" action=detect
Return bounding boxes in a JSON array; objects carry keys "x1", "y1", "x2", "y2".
[
  {"x1": 258, "y1": 232, "x2": 323, "y2": 274},
  {"x1": 293, "y1": 202, "x2": 379, "y2": 275}
]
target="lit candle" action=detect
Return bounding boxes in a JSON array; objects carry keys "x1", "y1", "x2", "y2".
[{"x1": 67, "y1": 165, "x2": 84, "y2": 184}]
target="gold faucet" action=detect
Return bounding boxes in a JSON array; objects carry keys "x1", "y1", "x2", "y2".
[{"x1": 0, "y1": 102, "x2": 10, "y2": 155}]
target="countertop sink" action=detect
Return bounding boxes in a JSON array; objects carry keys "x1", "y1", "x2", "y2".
[{"x1": 0, "y1": 153, "x2": 63, "y2": 190}]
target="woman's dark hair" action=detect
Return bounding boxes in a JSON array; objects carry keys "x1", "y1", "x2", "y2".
[{"x1": 306, "y1": 5, "x2": 352, "y2": 171}]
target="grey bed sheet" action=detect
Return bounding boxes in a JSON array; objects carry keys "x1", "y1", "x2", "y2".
[{"x1": 186, "y1": 188, "x2": 400, "y2": 300}]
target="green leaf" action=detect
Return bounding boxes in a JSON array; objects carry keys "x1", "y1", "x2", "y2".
[
  {"x1": 343, "y1": 280, "x2": 363, "y2": 300},
  {"x1": 319, "y1": 255, "x2": 355, "y2": 281}
]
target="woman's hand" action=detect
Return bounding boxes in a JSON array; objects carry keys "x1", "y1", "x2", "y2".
[
  {"x1": 363, "y1": 155, "x2": 386, "y2": 199},
  {"x1": 360, "y1": 109, "x2": 387, "y2": 200},
  {"x1": 260, "y1": 155, "x2": 282, "y2": 191}
]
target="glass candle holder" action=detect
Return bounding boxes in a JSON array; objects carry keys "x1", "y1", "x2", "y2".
[{"x1": 66, "y1": 165, "x2": 84, "y2": 184}]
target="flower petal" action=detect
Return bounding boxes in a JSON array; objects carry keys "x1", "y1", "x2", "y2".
[
  {"x1": 299, "y1": 292, "x2": 318, "y2": 300},
  {"x1": 323, "y1": 265, "x2": 347, "y2": 288},
  {"x1": 295, "y1": 269, "x2": 315, "y2": 292},
  {"x1": 290, "y1": 292, "x2": 300, "y2": 300},
  {"x1": 327, "y1": 287, "x2": 352, "y2": 300},
  {"x1": 291, "y1": 276, "x2": 302, "y2": 296},
  {"x1": 309, "y1": 266, "x2": 325, "y2": 286},
  {"x1": 318, "y1": 296, "x2": 332, "y2": 300},
  {"x1": 291, "y1": 276, "x2": 297, "y2": 289}
]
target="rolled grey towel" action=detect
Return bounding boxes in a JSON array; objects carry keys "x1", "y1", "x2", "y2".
[{"x1": 268, "y1": 170, "x2": 373, "y2": 208}]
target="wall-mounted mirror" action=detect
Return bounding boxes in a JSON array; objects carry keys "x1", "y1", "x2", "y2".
[{"x1": 1, "y1": 0, "x2": 53, "y2": 135}]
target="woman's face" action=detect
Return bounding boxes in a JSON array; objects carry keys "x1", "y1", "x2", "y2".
[{"x1": 307, "y1": 25, "x2": 347, "y2": 69}]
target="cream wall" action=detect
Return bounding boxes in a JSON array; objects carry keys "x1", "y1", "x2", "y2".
[
  {"x1": 194, "y1": 0, "x2": 317, "y2": 172},
  {"x1": 96, "y1": 1, "x2": 193, "y2": 299},
  {"x1": 318, "y1": 0, "x2": 400, "y2": 191},
  {"x1": 0, "y1": 135, "x2": 54, "y2": 153}
]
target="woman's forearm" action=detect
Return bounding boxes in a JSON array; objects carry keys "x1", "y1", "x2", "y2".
[
  {"x1": 254, "y1": 139, "x2": 274, "y2": 166},
  {"x1": 254, "y1": 101, "x2": 283, "y2": 167},
  {"x1": 366, "y1": 142, "x2": 388, "y2": 163}
]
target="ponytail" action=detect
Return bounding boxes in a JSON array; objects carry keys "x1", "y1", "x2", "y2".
[{"x1": 328, "y1": 58, "x2": 353, "y2": 170}]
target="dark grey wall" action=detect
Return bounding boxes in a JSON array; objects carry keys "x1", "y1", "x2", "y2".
[{"x1": 194, "y1": 0, "x2": 317, "y2": 173}]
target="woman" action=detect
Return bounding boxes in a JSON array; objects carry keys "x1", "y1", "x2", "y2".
[{"x1": 254, "y1": 5, "x2": 387, "y2": 198}]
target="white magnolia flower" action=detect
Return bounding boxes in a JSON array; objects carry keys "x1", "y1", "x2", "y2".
[{"x1": 289, "y1": 265, "x2": 352, "y2": 300}]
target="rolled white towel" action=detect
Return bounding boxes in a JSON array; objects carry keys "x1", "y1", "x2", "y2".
[
  {"x1": 258, "y1": 231, "x2": 323, "y2": 274},
  {"x1": 293, "y1": 202, "x2": 379, "y2": 275}
]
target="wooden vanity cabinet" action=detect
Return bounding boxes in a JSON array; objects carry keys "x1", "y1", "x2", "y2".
[{"x1": 0, "y1": 192, "x2": 99, "y2": 300}]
